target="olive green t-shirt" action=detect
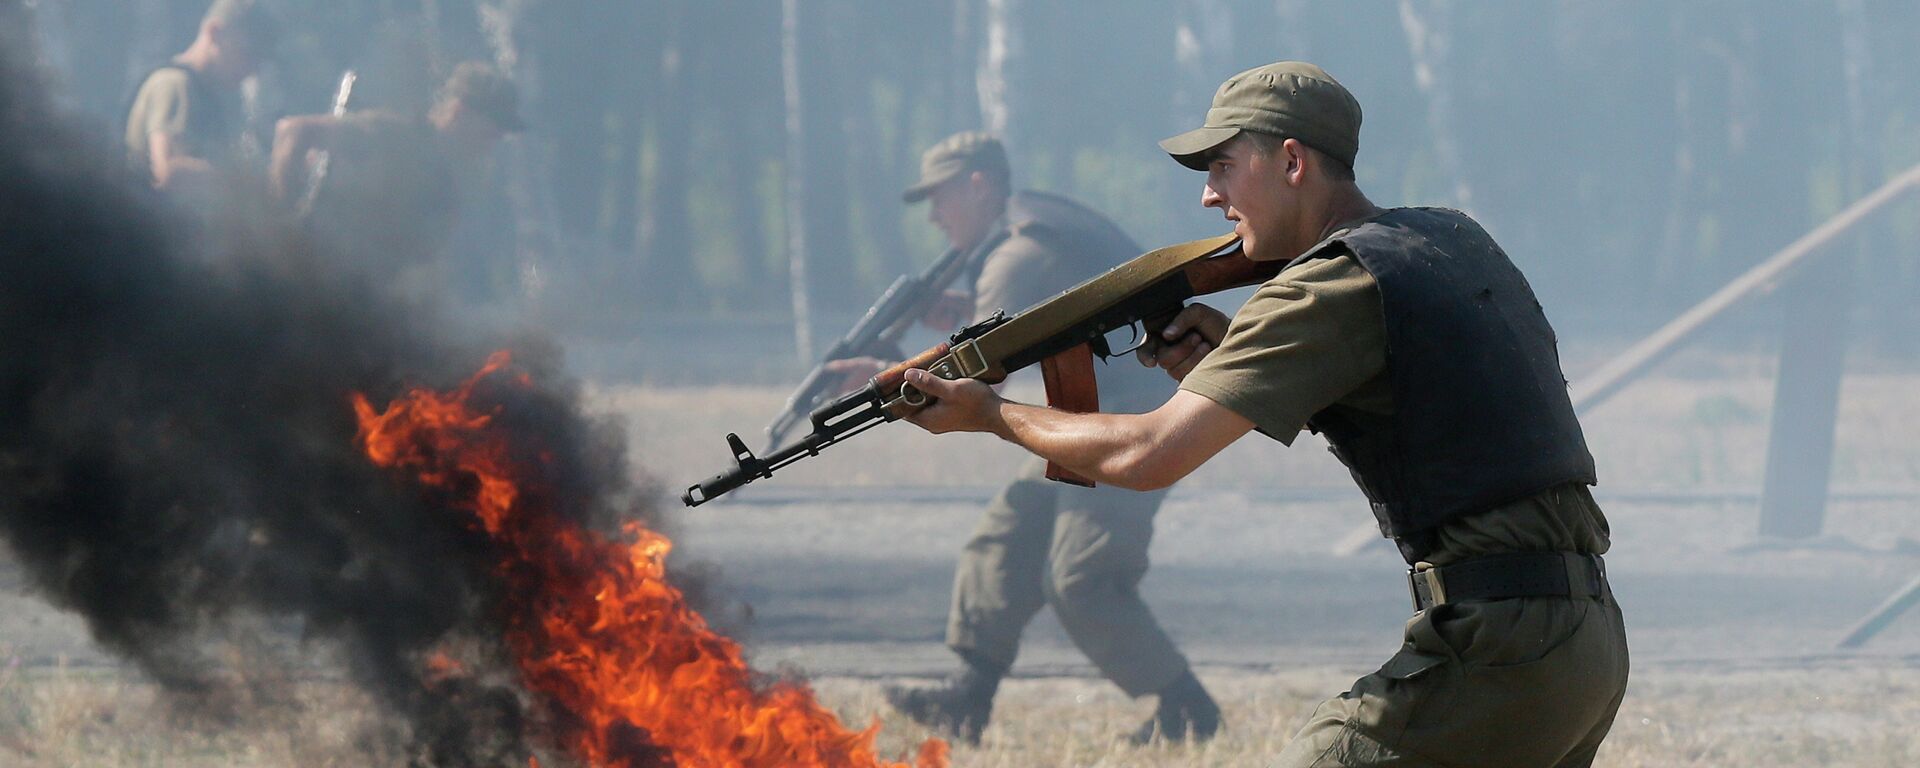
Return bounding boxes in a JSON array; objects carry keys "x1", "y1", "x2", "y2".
[
  {"x1": 124, "y1": 66, "x2": 238, "y2": 184},
  {"x1": 971, "y1": 232, "x2": 1070, "y2": 324},
  {"x1": 1179, "y1": 252, "x2": 1609, "y2": 559}
]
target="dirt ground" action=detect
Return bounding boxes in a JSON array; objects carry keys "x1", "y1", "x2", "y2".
[{"x1": 2, "y1": 363, "x2": 1918, "y2": 765}]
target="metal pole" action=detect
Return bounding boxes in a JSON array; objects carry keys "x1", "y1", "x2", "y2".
[{"x1": 1837, "y1": 571, "x2": 1920, "y2": 649}]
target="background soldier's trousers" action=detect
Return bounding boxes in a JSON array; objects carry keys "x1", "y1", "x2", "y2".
[{"x1": 946, "y1": 457, "x2": 1190, "y2": 696}]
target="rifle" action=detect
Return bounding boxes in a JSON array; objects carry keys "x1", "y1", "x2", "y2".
[
  {"x1": 683, "y1": 232, "x2": 1269, "y2": 507},
  {"x1": 295, "y1": 70, "x2": 357, "y2": 218},
  {"x1": 761, "y1": 242, "x2": 976, "y2": 452}
]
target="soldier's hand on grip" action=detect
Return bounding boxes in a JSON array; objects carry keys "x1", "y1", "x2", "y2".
[{"x1": 1136, "y1": 303, "x2": 1229, "y2": 381}]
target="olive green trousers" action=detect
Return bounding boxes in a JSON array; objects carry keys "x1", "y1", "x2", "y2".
[
  {"x1": 946, "y1": 457, "x2": 1189, "y2": 696},
  {"x1": 1276, "y1": 586, "x2": 1630, "y2": 767}
]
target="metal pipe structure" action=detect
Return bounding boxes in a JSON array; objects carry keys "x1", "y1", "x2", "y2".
[{"x1": 1569, "y1": 161, "x2": 1920, "y2": 415}]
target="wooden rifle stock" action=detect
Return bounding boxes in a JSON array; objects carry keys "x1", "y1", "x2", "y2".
[{"x1": 1039, "y1": 344, "x2": 1099, "y2": 486}]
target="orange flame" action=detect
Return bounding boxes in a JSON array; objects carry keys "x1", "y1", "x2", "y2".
[{"x1": 354, "y1": 352, "x2": 948, "y2": 768}]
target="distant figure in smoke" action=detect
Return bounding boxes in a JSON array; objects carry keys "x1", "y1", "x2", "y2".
[
  {"x1": 900, "y1": 62, "x2": 1630, "y2": 766},
  {"x1": 122, "y1": 0, "x2": 278, "y2": 197},
  {"x1": 269, "y1": 61, "x2": 524, "y2": 293},
  {"x1": 829, "y1": 132, "x2": 1219, "y2": 746}
]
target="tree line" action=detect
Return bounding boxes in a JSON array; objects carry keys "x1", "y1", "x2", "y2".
[{"x1": 26, "y1": 0, "x2": 1920, "y2": 369}]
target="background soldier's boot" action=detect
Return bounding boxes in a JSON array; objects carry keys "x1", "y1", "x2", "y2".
[
  {"x1": 883, "y1": 661, "x2": 1000, "y2": 745},
  {"x1": 1127, "y1": 669, "x2": 1220, "y2": 745}
]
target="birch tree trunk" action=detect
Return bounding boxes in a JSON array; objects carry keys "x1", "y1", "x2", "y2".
[
  {"x1": 635, "y1": 2, "x2": 695, "y2": 311},
  {"x1": 781, "y1": 0, "x2": 815, "y2": 363},
  {"x1": 1174, "y1": 0, "x2": 1235, "y2": 129},
  {"x1": 1397, "y1": 0, "x2": 1473, "y2": 209},
  {"x1": 1171, "y1": 0, "x2": 1235, "y2": 220},
  {"x1": 1654, "y1": 6, "x2": 1700, "y2": 301},
  {"x1": 478, "y1": 0, "x2": 561, "y2": 311},
  {"x1": 977, "y1": 0, "x2": 1015, "y2": 142},
  {"x1": 947, "y1": 0, "x2": 980, "y2": 130}
]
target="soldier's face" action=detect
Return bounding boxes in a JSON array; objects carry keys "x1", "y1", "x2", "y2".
[
  {"x1": 1201, "y1": 136, "x2": 1307, "y2": 261},
  {"x1": 206, "y1": 24, "x2": 263, "y2": 84},
  {"x1": 927, "y1": 173, "x2": 997, "y2": 252}
]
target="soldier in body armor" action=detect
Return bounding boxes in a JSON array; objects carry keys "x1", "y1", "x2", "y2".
[
  {"x1": 899, "y1": 64, "x2": 1630, "y2": 766},
  {"x1": 833, "y1": 132, "x2": 1220, "y2": 746},
  {"x1": 123, "y1": 0, "x2": 278, "y2": 197}
]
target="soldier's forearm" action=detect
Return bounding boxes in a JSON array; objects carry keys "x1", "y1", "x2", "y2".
[
  {"x1": 990, "y1": 403, "x2": 1170, "y2": 491},
  {"x1": 991, "y1": 390, "x2": 1254, "y2": 492}
]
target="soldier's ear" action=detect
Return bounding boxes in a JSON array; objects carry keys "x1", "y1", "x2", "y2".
[
  {"x1": 965, "y1": 170, "x2": 991, "y2": 197},
  {"x1": 1281, "y1": 138, "x2": 1310, "y2": 185}
]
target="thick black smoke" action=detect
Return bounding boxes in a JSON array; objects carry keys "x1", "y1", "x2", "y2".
[{"x1": 0, "y1": 6, "x2": 658, "y2": 765}]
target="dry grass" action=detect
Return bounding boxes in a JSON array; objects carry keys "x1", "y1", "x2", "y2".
[
  {"x1": 6, "y1": 662, "x2": 1918, "y2": 767},
  {"x1": 0, "y1": 663, "x2": 408, "y2": 767},
  {"x1": 832, "y1": 663, "x2": 1920, "y2": 768}
]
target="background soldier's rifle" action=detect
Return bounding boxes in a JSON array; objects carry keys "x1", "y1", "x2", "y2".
[
  {"x1": 684, "y1": 233, "x2": 1266, "y2": 507},
  {"x1": 295, "y1": 69, "x2": 357, "y2": 218},
  {"x1": 761, "y1": 242, "x2": 977, "y2": 452}
]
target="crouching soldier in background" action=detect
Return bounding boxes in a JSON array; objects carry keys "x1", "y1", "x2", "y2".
[
  {"x1": 897, "y1": 63, "x2": 1630, "y2": 766},
  {"x1": 268, "y1": 61, "x2": 522, "y2": 294},
  {"x1": 831, "y1": 131, "x2": 1221, "y2": 746}
]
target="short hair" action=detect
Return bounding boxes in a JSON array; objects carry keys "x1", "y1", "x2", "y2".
[
  {"x1": 436, "y1": 62, "x2": 526, "y2": 132},
  {"x1": 202, "y1": 0, "x2": 279, "y2": 48},
  {"x1": 976, "y1": 163, "x2": 1011, "y2": 197},
  {"x1": 1240, "y1": 130, "x2": 1355, "y2": 181}
]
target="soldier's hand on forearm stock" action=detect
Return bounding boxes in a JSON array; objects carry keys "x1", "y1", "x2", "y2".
[
  {"x1": 821, "y1": 356, "x2": 891, "y2": 394},
  {"x1": 1135, "y1": 303, "x2": 1229, "y2": 381},
  {"x1": 901, "y1": 369, "x2": 1003, "y2": 435}
]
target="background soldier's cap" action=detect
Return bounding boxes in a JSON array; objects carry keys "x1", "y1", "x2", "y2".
[
  {"x1": 440, "y1": 61, "x2": 527, "y2": 133},
  {"x1": 902, "y1": 131, "x2": 1010, "y2": 203},
  {"x1": 1160, "y1": 61, "x2": 1361, "y2": 171}
]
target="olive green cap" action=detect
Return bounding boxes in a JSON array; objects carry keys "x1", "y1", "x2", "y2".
[
  {"x1": 1160, "y1": 61, "x2": 1361, "y2": 171},
  {"x1": 903, "y1": 131, "x2": 1010, "y2": 203},
  {"x1": 440, "y1": 61, "x2": 526, "y2": 133}
]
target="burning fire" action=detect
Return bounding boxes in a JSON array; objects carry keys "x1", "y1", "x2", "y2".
[{"x1": 353, "y1": 352, "x2": 947, "y2": 768}]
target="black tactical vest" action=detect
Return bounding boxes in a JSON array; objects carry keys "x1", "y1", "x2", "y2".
[{"x1": 1296, "y1": 207, "x2": 1597, "y2": 553}]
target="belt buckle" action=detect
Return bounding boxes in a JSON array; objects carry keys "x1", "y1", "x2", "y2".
[{"x1": 1409, "y1": 561, "x2": 1447, "y2": 611}]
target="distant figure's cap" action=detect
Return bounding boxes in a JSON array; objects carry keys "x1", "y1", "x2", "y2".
[
  {"x1": 440, "y1": 61, "x2": 526, "y2": 133},
  {"x1": 1160, "y1": 61, "x2": 1361, "y2": 171},
  {"x1": 903, "y1": 131, "x2": 1010, "y2": 203},
  {"x1": 203, "y1": 0, "x2": 280, "y2": 51}
]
